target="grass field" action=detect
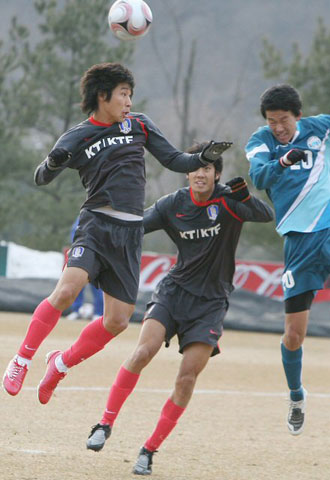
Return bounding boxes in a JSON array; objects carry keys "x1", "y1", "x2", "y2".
[{"x1": 1, "y1": 312, "x2": 330, "y2": 480}]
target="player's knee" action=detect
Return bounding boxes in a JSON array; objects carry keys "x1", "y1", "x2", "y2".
[
  {"x1": 284, "y1": 327, "x2": 304, "y2": 350},
  {"x1": 51, "y1": 285, "x2": 77, "y2": 310},
  {"x1": 129, "y1": 345, "x2": 154, "y2": 370},
  {"x1": 103, "y1": 313, "x2": 130, "y2": 335},
  {"x1": 175, "y1": 372, "x2": 196, "y2": 397}
]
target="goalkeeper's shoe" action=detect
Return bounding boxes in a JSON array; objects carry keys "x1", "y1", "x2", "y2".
[
  {"x1": 287, "y1": 391, "x2": 306, "y2": 435},
  {"x1": 133, "y1": 446, "x2": 157, "y2": 475},
  {"x1": 2, "y1": 355, "x2": 28, "y2": 396},
  {"x1": 86, "y1": 423, "x2": 111, "y2": 452},
  {"x1": 37, "y1": 350, "x2": 66, "y2": 404}
]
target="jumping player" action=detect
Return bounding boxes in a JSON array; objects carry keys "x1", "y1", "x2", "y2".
[
  {"x1": 85, "y1": 142, "x2": 274, "y2": 475},
  {"x1": 245, "y1": 84, "x2": 330, "y2": 435},
  {"x1": 2, "y1": 62, "x2": 231, "y2": 400}
]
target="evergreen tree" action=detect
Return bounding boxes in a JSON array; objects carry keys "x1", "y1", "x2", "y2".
[{"x1": 261, "y1": 18, "x2": 330, "y2": 115}]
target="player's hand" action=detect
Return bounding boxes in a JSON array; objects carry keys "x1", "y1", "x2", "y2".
[
  {"x1": 199, "y1": 140, "x2": 233, "y2": 164},
  {"x1": 47, "y1": 148, "x2": 72, "y2": 170},
  {"x1": 279, "y1": 149, "x2": 307, "y2": 168},
  {"x1": 223, "y1": 177, "x2": 251, "y2": 202}
]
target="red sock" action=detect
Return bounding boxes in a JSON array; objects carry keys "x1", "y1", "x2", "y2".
[
  {"x1": 18, "y1": 299, "x2": 62, "y2": 360},
  {"x1": 101, "y1": 366, "x2": 140, "y2": 426},
  {"x1": 144, "y1": 398, "x2": 185, "y2": 452},
  {"x1": 62, "y1": 316, "x2": 114, "y2": 368}
]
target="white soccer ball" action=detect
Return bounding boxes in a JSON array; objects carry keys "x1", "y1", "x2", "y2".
[{"x1": 108, "y1": 0, "x2": 153, "y2": 41}]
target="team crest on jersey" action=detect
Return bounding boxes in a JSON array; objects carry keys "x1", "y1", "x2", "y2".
[
  {"x1": 119, "y1": 118, "x2": 132, "y2": 134},
  {"x1": 71, "y1": 246, "x2": 84, "y2": 258},
  {"x1": 206, "y1": 204, "x2": 219, "y2": 221},
  {"x1": 307, "y1": 136, "x2": 321, "y2": 149}
]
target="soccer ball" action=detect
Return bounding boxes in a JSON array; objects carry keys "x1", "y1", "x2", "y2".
[{"x1": 108, "y1": 0, "x2": 153, "y2": 41}]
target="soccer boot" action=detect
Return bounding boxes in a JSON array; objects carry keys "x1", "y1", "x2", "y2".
[
  {"x1": 133, "y1": 446, "x2": 157, "y2": 475},
  {"x1": 2, "y1": 355, "x2": 29, "y2": 396},
  {"x1": 37, "y1": 350, "x2": 66, "y2": 404},
  {"x1": 287, "y1": 393, "x2": 306, "y2": 435},
  {"x1": 86, "y1": 423, "x2": 111, "y2": 451}
]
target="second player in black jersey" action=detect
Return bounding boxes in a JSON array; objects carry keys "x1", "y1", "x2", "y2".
[
  {"x1": 85, "y1": 142, "x2": 274, "y2": 475},
  {"x1": 3, "y1": 63, "x2": 231, "y2": 402}
]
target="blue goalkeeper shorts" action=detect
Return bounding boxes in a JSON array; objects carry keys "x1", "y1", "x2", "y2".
[{"x1": 281, "y1": 228, "x2": 330, "y2": 300}]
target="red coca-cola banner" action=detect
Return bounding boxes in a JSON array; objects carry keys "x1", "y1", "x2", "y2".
[{"x1": 139, "y1": 253, "x2": 330, "y2": 303}]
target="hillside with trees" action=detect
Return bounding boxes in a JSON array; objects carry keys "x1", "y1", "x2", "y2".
[{"x1": 0, "y1": 0, "x2": 329, "y2": 260}]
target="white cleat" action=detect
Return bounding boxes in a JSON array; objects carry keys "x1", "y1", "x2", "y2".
[{"x1": 287, "y1": 392, "x2": 306, "y2": 435}]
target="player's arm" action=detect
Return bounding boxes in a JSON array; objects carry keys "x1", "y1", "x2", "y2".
[
  {"x1": 246, "y1": 131, "x2": 308, "y2": 189},
  {"x1": 223, "y1": 177, "x2": 274, "y2": 222},
  {"x1": 245, "y1": 132, "x2": 285, "y2": 190},
  {"x1": 143, "y1": 195, "x2": 171, "y2": 234},
  {"x1": 142, "y1": 114, "x2": 232, "y2": 172},
  {"x1": 235, "y1": 195, "x2": 274, "y2": 223},
  {"x1": 34, "y1": 148, "x2": 72, "y2": 185}
]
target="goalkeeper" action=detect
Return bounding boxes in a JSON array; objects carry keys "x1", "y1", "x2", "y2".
[
  {"x1": 85, "y1": 142, "x2": 273, "y2": 476},
  {"x1": 245, "y1": 84, "x2": 330, "y2": 436}
]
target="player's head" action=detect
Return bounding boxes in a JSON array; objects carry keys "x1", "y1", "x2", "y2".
[
  {"x1": 186, "y1": 142, "x2": 223, "y2": 181},
  {"x1": 186, "y1": 142, "x2": 221, "y2": 199},
  {"x1": 80, "y1": 63, "x2": 135, "y2": 115},
  {"x1": 260, "y1": 84, "x2": 302, "y2": 144},
  {"x1": 260, "y1": 84, "x2": 302, "y2": 118}
]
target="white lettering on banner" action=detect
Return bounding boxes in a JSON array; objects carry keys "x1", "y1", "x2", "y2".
[
  {"x1": 139, "y1": 257, "x2": 173, "y2": 291},
  {"x1": 179, "y1": 223, "x2": 221, "y2": 240},
  {"x1": 85, "y1": 136, "x2": 134, "y2": 158},
  {"x1": 234, "y1": 264, "x2": 283, "y2": 298},
  {"x1": 139, "y1": 257, "x2": 285, "y2": 299}
]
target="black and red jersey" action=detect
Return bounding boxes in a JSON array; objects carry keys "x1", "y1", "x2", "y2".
[
  {"x1": 34, "y1": 113, "x2": 203, "y2": 216},
  {"x1": 143, "y1": 184, "x2": 274, "y2": 300}
]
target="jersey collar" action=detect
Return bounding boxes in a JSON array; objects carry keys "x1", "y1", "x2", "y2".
[
  {"x1": 190, "y1": 187, "x2": 221, "y2": 206},
  {"x1": 89, "y1": 116, "x2": 113, "y2": 127}
]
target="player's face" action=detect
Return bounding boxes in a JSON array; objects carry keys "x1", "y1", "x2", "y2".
[
  {"x1": 187, "y1": 165, "x2": 220, "y2": 200},
  {"x1": 96, "y1": 83, "x2": 132, "y2": 124},
  {"x1": 265, "y1": 109, "x2": 301, "y2": 144}
]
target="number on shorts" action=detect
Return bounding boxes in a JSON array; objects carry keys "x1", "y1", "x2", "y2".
[{"x1": 282, "y1": 270, "x2": 295, "y2": 290}]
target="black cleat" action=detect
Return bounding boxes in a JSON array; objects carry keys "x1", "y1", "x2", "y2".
[
  {"x1": 133, "y1": 446, "x2": 157, "y2": 475},
  {"x1": 86, "y1": 423, "x2": 111, "y2": 451}
]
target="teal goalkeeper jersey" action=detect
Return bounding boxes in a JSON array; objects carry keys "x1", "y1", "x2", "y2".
[{"x1": 245, "y1": 114, "x2": 330, "y2": 236}]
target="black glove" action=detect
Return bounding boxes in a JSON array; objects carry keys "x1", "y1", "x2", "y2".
[
  {"x1": 224, "y1": 177, "x2": 251, "y2": 202},
  {"x1": 47, "y1": 148, "x2": 72, "y2": 170},
  {"x1": 279, "y1": 149, "x2": 307, "y2": 168},
  {"x1": 199, "y1": 140, "x2": 233, "y2": 165}
]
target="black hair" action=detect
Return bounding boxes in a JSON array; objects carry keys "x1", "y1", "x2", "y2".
[
  {"x1": 80, "y1": 62, "x2": 135, "y2": 115},
  {"x1": 186, "y1": 142, "x2": 223, "y2": 181},
  {"x1": 260, "y1": 84, "x2": 302, "y2": 118}
]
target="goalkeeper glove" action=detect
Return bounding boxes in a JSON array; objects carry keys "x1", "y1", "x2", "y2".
[
  {"x1": 279, "y1": 149, "x2": 307, "y2": 168},
  {"x1": 199, "y1": 140, "x2": 233, "y2": 165},
  {"x1": 47, "y1": 148, "x2": 72, "y2": 171},
  {"x1": 224, "y1": 177, "x2": 251, "y2": 202}
]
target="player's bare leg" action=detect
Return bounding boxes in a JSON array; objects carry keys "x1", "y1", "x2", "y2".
[
  {"x1": 171, "y1": 342, "x2": 213, "y2": 407},
  {"x1": 48, "y1": 266, "x2": 90, "y2": 311},
  {"x1": 87, "y1": 318, "x2": 165, "y2": 451},
  {"x1": 133, "y1": 342, "x2": 213, "y2": 475},
  {"x1": 281, "y1": 310, "x2": 309, "y2": 435},
  {"x1": 3, "y1": 266, "x2": 89, "y2": 396}
]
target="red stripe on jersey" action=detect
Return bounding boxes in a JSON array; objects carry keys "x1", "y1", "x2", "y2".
[
  {"x1": 221, "y1": 197, "x2": 243, "y2": 222},
  {"x1": 189, "y1": 188, "x2": 243, "y2": 222},
  {"x1": 133, "y1": 117, "x2": 148, "y2": 140},
  {"x1": 89, "y1": 116, "x2": 113, "y2": 127}
]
